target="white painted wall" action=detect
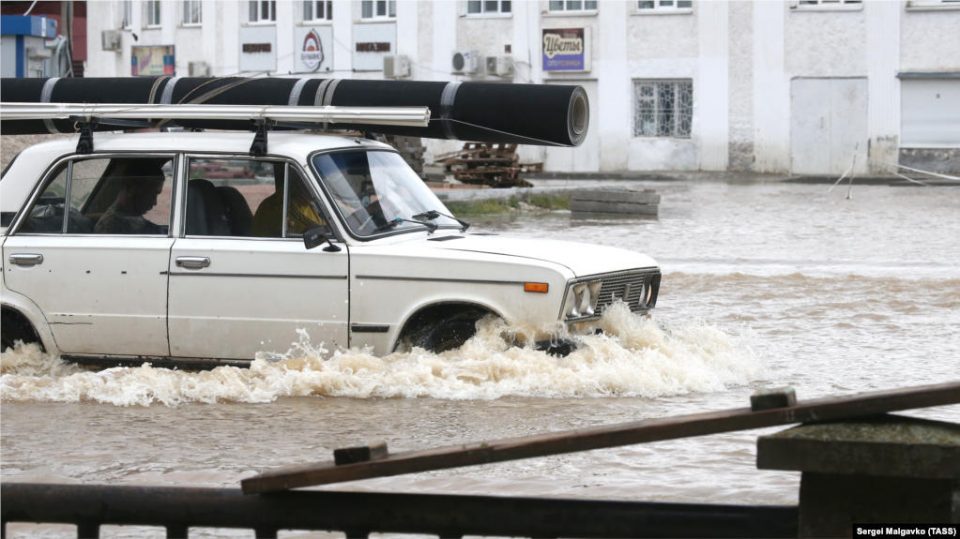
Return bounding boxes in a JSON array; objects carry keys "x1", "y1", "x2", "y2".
[{"x1": 81, "y1": 0, "x2": 960, "y2": 175}]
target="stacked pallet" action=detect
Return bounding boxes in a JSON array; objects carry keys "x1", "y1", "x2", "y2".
[{"x1": 436, "y1": 143, "x2": 541, "y2": 187}]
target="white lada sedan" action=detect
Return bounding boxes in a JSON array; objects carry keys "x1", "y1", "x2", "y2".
[{"x1": 1, "y1": 132, "x2": 660, "y2": 365}]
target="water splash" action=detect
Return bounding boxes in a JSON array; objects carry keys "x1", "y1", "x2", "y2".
[{"x1": 0, "y1": 305, "x2": 762, "y2": 406}]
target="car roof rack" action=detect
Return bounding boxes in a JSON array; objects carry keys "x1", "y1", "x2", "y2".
[{"x1": 0, "y1": 102, "x2": 432, "y2": 155}]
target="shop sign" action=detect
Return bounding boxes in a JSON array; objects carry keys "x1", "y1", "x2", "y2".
[
  {"x1": 352, "y1": 22, "x2": 396, "y2": 71},
  {"x1": 293, "y1": 26, "x2": 333, "y2": 73},
  {"x1": 240, "y1": 25, "x2": 277, "y2": 72},
  {"x1": 132, "y1": 45, "x2": 175, "y2": 76},
  {"x1": 542, "y1": 27, "x2": 590, "y2": 72}
]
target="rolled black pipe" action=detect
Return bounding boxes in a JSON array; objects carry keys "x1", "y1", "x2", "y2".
[{"x1": 0, "y1": 77, "x2": 589, "y2": 146}]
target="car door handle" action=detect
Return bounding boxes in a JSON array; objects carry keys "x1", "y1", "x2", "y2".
[
  {"x1": 176, "y1": 256, "x2": 211, "y2": 270},
  {"x1": 9, "y1": 253, "x2": 44, "y2": 267}
]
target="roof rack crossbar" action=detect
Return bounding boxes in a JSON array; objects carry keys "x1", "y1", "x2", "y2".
[{"x1": 0, "y1": 103, "x2": 432, "y2": 128}]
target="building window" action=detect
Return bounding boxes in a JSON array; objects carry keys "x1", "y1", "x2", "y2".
[
  {"x1": 144, "y1": 0, "x2": 161, "y2": 27},
  {"x1": 467, "y1": 0, "x2": 512, "y2": 14},
  {"x1": 361, "y1": 0, "x2": 396, "y2": 19},
  {"x1": 249, "y1": 0, "x2": 276, "y2": 23},
  {"x1": 120, "y1": 0, "x2": 133, "y2": 28},
  {"x1": 637, "y1": 0, "x2": 693, "y2": 11},
  {"x1": 182, "y1": 0, "x2": 202, "y2": 25},
  {"x1": 548, "y1": 0, "x2": 597, "y2": 11},
  {"x1": 633, "y1": 80, "x2": 693, "y2": 138},
  {"x1": 905, "y1": 0, "x2": 960, "y2": 9},
  {"x1": 794, "y1": 0, "x2": 862, "y2": 8},
  {"x1": 304, "y1": 0, "x2": 333, "y2": 21},
  {"x1": 798, "y1": 0, "x2": 861, "y2": 4}
]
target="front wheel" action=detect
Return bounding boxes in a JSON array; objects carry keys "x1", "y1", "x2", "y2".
[{"x1": 406, "y1": 310, "x2": 487, "y2": 353}]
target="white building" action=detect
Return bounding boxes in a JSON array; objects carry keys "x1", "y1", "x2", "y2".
[{"x1": 85, "y1": 0, "x2": 960, "y2": 175}]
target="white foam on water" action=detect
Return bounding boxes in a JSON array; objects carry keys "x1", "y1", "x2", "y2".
[{"x1": 0, "y1": 304, "x2": 762, "y2": 406}]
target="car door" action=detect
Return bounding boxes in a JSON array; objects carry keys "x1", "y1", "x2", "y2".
[
  {"x1": 166, "y1": 156, "x2": 349, "y2": 360},
  {"x1": 2, "y1": 154, "x2": 176, "y2": 356}
]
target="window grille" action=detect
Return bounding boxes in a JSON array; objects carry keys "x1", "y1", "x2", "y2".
[
  {"x1": 249, "y1": 0, "x2": 276, "y2": 23},
  {"x1": 548, "y1": 0, "x2": 598, "y2": 11},
  {"x1": 304, "y1": 0, "x2": 333, "y2": 21},
  {"x1": 633, "y1": 80, "x2": 693, "y2": 138},
  {"x1": 144, "y1": 0, "x2": 161, "y2": 26},
  {"x1": 637, "y1": 0, "x2": 693, "y2": 11},
  {"x1": 361, "y1": 0, "x2": 396, "y2": 19},
  {"x1": 182, "y1": 0, "x2": 202, "y2": 25},
  {"x1": 467, "y1": 0, "x2": 512, "y2": 15}
]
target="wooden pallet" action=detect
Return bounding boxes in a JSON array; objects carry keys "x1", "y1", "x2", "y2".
[{"x1": 436, "y1": 142, "x2": 541, "y2": 187}]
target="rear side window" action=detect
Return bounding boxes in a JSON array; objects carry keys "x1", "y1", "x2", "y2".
[
  {"x1": 18, "y1": 156, "x2": 174, "y2": 235},
  {"x1": 184, "y1": 158, "x2": 327, "y2": 238}
]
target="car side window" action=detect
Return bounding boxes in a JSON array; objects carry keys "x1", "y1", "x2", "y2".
[
  {"x1": 19, "y1": 157, "x2": 173, "y2": 235},
  {"x1": 185, "y1": 158, "x2": 327, "y2": 238}
]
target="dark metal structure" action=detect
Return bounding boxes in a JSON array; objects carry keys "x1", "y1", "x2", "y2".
[{"x1": 0, "y1": 484, "x2": 798, "y2": 539}]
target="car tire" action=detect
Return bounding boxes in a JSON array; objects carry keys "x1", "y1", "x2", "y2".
[
  {"x1": 410, "y1": 310, "x2": 486, "y2": 353},
  {"x1": 1, "y1": 309, "x2": 39, "y2": 353}
]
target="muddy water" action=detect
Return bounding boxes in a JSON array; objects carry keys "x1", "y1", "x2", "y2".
[{"x1": 2, "y1": 182, "x2": 959, "y2": 527}]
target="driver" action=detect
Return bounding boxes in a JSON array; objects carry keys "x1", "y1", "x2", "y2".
[{"x1": 94, "y1": 162, "x2": 166, "y2": 235}]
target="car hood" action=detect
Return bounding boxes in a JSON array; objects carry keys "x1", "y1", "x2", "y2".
[{"x1": 428, "y1": 234, "x2": 658, "y2": 277}]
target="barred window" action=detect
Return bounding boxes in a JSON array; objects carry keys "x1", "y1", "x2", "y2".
[
  {"x1": 633, "y1": 80, "x2": 693, "y2": 138},
  {"x1": 304, "y1": 0, "x2": 333, "y2": 21}
]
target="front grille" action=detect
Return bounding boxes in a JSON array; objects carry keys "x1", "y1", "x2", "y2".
[{"x1": 595, "y1": 269, "x2": 661, "y2": 315}]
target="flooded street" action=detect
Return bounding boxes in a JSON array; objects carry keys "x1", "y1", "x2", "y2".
[{"x1": 3, "y1": 180, "x2": 959, "y2": 517}]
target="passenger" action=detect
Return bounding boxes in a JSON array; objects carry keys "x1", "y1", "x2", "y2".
[
  {"x1": 252, "y1": 170, "x2": 325, "y2": 237},
  {"x1": 94, "y1": 163, "x2": 166, "y2": 235}
]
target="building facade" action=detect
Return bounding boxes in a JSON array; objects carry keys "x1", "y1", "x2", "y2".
[{"x1": 84, "y1": 0, "x2": 960, "y2": 175}]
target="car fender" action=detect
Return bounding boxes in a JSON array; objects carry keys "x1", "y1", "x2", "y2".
[{"x1": 390, "y1": 295, "x2": 508, "y2": 348}]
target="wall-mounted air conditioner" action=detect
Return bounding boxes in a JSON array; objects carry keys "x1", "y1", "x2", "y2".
[
  {"x1": 383, "y1": 55, "x2": 411, "y2": 79},
  {"x1": 486, "y1": 56, "x2": 514, "y2": 78},
  {"x1": 188, "y1": 61, "x2": 211, "y2": 76},
  {"x1": 451, "y1": 50, "x2": 480, "y2": 75},
  {"x1": 101, "y1": 30, "x2": 122, "y2": 52}
]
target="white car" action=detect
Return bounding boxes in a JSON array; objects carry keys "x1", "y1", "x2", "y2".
[{"x1": 1, "y1": 132, "x2": 660, "y2": 365}]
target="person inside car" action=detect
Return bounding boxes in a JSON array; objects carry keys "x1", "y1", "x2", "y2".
[
  {"x1": 94, "y1": 162, "x2": 166, "y2": 235},
  {"x1": 252, "y1": 165, "x2": 326, "y2": 237}
]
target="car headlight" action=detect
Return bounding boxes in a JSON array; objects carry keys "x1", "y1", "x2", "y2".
[{"x1": 563, "y1": 279, "x2": 603, "y2": 320}]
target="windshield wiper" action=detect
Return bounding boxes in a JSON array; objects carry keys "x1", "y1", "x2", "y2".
[
  {"x1": 412, "y1": 210, "x2": 471, "y2": 232},
  {"x1": 374, "y1": 217, "x2": 438, "y2": 234}
]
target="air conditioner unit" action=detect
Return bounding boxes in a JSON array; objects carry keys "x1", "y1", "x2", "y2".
[
  {"x1": 383, "y1": 54, "x2": 411, "y2": 79},
  {"x1": 188, "y1": 61, "x2": 211, "y2": 76},
  {"x1": 486, "y1": 56, "x2": 514, "y2": 78},
  {"x1": 451, "y1": 50, "x2": 479, "y2": 74},
  {"x1": 101, "y1": 30, "x2": 122, "y2": 52}
]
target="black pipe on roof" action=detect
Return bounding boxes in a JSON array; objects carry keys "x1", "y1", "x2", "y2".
[{"x1": 0, "y1": 77, "x2": 589, "y2": 147}]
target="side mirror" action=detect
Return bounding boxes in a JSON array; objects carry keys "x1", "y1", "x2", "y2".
[{"x1": 303, "y1": 226, "x2": 341, "y2": 252}]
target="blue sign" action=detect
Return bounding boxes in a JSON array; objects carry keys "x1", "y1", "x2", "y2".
[{"x1": 542, "y1": 28, "x2": 587, "y2": 72}]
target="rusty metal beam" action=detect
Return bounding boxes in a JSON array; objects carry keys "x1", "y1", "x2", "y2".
[
  {"x1": 243, "y1": 381, "x2": 960, "y2": 493},
  {"x1": 1, "y1": 483, "x2": 798, "y2": 538}
]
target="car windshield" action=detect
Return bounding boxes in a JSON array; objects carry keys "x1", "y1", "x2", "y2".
[{"x1": 312, "y1": 150, "x2": 459, "y2": 237}]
